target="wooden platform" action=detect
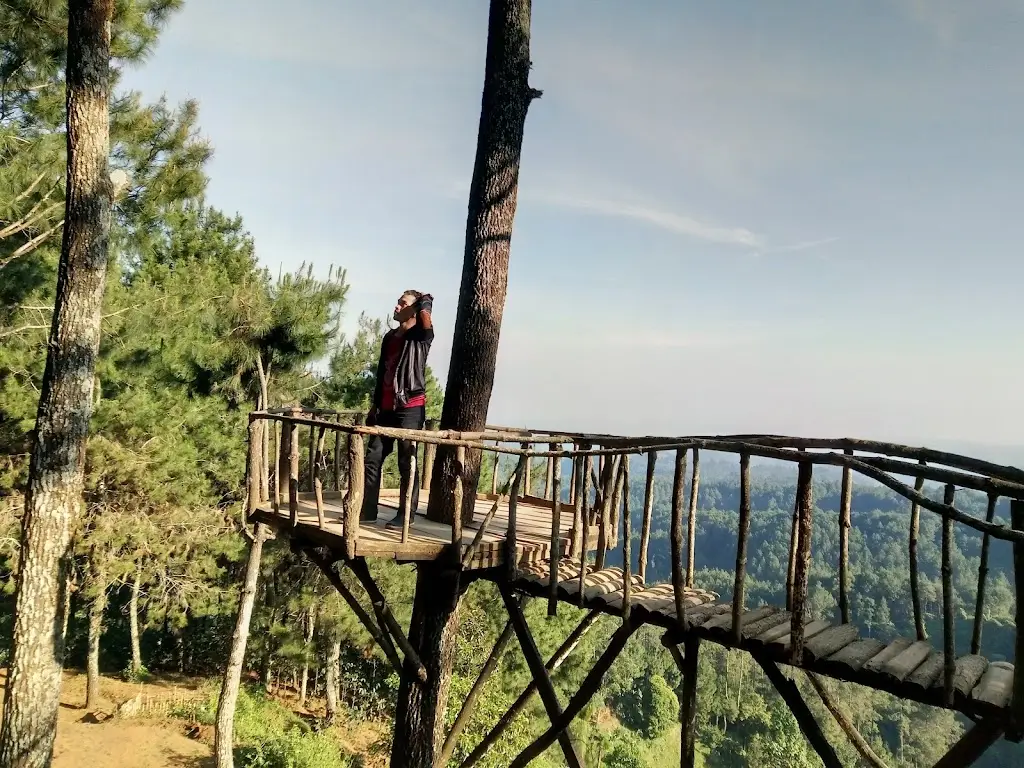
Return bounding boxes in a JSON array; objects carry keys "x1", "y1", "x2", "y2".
[
  {"x1": 511, "y1": 561, "x2": 1017, "y2": 724},
  {"x1": 250, "y1": 489, "x2": 593, "y2": 569}
]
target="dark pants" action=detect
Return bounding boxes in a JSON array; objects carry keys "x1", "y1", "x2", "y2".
[{"x1": 361, "y1": 405, "x2": 426, "y2": 522}]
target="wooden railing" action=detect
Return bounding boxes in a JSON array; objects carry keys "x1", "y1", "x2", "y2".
[{"x1": 246, "y1": 410, "x2": 1024, "y2": 717}]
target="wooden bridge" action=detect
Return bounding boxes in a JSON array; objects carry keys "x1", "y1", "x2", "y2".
[{"x1": 245, "y1": 407, "x2": 1024, "y2": 768}]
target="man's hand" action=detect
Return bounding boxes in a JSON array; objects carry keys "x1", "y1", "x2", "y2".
[{"x1": 416, "y1": 294, "x2": 433, "y2": 330}]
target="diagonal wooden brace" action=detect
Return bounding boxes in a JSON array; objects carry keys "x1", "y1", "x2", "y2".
[
  {"x1": 460, "y1": 609, "x2": 601, "y2": 768},
  {"x1": 499, "y1": 586, "x2": 584, "y2": 768},
  {"x1": 301, "y1": 547, "x2": 405, "y2": 679},
  {"x1": 508, "y1": 619, "x2": 639, "y2": 768},
  {"x1": 931, "y1": 719, "x2": 1005, "y2": 768},
  {"x1": 348, "y1": 557, "x2": 428, "y2": 683},
  {"x1": 754, "y1": 654, "x2": 842, "y2": 768}
]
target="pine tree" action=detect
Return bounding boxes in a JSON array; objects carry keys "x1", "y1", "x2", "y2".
[{"x1": 0, "y1": 1, "x2": 116, "y2": 763}]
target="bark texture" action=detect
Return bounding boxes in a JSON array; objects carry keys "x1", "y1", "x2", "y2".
[
  {"x1": 129, "y1": 566, "x2": 143, "y2": 674},
  {"x1": 0, "y1": 2, "x2": 114, "y2": 765},
  {"x1": 393, "y1": 2, "x2": 539, "y2": 766},
  {"x1": 85, "y1": 581, "x2": 106, "y2": 709},
  {"x1": 325, "y1": 639, "x2": 341, "y2": 724},
  {"x1": 214, "y1": 523, "x2": 270, "y2": 768}
]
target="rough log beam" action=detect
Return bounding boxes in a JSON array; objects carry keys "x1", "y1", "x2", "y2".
[
  {"x1": 754, "y1": 655, "x2": 843, "y2": 768},
  {"x1": 507, "y1": 621, "x2": 639, "y2": 768},
  {"x1": 499, "y1": 587, "x2": 584, "y2": 768},
  {"x1": 931, "y1": 720, "x2": 1005, "y2": 768},
  {"x1": 669, "y1": 634, "x2": 700, "y2": 768},
  {"x1": 439, "y1": 615, "x2": 516, "y2": 766},
  {"x1": 807, "y1": 672, "x2": 890, "y2": 768},
  {"x1": 459, "y1": 610, "x2": 600, "y2": 768},
  {"x1": 348, "y1": 558, "x2": 428, "y2": 683},
  {"x1": 302, "y1": 548, "x2": 405, "y2": 679}
]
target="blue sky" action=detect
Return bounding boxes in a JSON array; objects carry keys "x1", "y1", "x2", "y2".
[{"x1": 120, "y1": 0, "x2": 1023, "y2": 446}]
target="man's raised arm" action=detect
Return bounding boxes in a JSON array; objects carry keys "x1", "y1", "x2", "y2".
[{"x1": 417, "y1": 293, "x2": 433, "y2": 331}]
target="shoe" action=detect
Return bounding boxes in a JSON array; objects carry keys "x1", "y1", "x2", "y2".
[{"x1": 385, "y1": 517, "x2": 409, "y2": 531}]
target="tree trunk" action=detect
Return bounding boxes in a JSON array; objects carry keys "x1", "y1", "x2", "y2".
[
  {"x1": 299, "y1": 609, "x2": 315, "y2": 709},
  {"x1": 215, "y1": 523, "x2": 271, "y2": 768},
  {"x1": 0, "y1": 2, "x2": 114, "y2": 764},
  {"x1": 85, "y1": 581, "x2": 106, "y2": 709},
  {"x1": 129, "y1": 565, "x2": 143, "y2": 675},
  {"x1": 325, "y1": 639, "x2": 340, "y2": 724},
  {"x1": 395, "y1": 3, "x2": 539, "y2": 766}
]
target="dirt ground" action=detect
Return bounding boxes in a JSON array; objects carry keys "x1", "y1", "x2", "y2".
[{"x1": 0, "y1": 670, "x2": 213, "y2": 768}]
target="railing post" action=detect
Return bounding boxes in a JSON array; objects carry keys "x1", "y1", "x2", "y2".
[
  {"x1": 491, "y1": 448, "x2": 500, "y2": 495},
  {"x1": 522, "y1": 442, "x2": 532, "y2": 498},
  {"x1": 1011, "y1": 499, "x2": 1024, "y2": 732},
  {"x1": 638, "y1": 450, "x2": 656, "y2": 583},
  {"x1": 686, "y1": 448, "x2": 700, "y2": 588},
  {"x1": 288, "y1": 408, "x2": 300, "y2": 526},
  {"x1": 545, "y1": 447, "x2": 555, "y2": 499},
  {"x1": 838, "y1": 449, "x2": 853, "y2": 625},
  {"x1": 246, "y1": 419, "x2": 261, "y2": 515},
  {"x1": 671, "y1": 448, "x2": 688, "y2": 628},
  {"x1": 421, "y1": 418, "x2": 439, "y2": 491},
  {"x1": 273, "y1": 420, "x2": 284, "y2": 513},
  {"x1": 548, "y1": 447, "x2": 562, "y2": 617},
  {"x1": 909, "y1": 462, "x2": 927, "y2": 640},
  {"x1": 453, "y1": 445, "x2": 466, "y2": 553},
  {"x1": 942, "y1": 484, "x2": 956, "y2": 706},
  {"x1": 790, "y1": 460, "x2": 813, "y2": 665},
  {"x1": 732, "y1": 452, "x2": 751, "y2": 645},
  {"x1": 344, "y1": 427, "x2": 364, "y2": 560},
  {"x1": 505, "y1": 449, "x2": 523, "y2": 579},
  {"x1": 313, "y1": 426, "x2": 327, "y2": 529},
  {"x1": 621, "y1": 455, "x2": 632, "y2": 622}
]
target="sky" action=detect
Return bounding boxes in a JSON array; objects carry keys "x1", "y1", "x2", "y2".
[{"x1": 120, "y1": 0, "x2": 1024, "y2": 449}]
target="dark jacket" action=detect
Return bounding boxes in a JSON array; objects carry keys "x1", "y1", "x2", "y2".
[{"x1": 371, "y1": 322, "x2": 434, "y2": 412}]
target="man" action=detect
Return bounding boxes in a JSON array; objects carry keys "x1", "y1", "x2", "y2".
[{"x1": 361, "y1": 289, "x2": 434, "y2": 529}]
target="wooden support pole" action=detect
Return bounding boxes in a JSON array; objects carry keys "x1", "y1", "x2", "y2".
[
  {"x1": 246, "y1": 420, "x2": 261, "y2": 515},
  {"x1": 273, "y1": 420, "x2": 282, "y2": 511},
  {"x1": 313, "y1": 426, "x2": 327, "y2": 529},
  {"x1": 499, "y1": 587, "x2": 584, "y2": 768},
  {"x1": 453, "y1": 445, "x2": 466, "y2": 552},
  {"x1": 570, "y1": 452, "x2": 584, "y2": 557},
  {"x1": 673, "y1": 635, "x2": 700, "y2": 768},
  {"x1": 972, "y1": 493, "x2": 999, "y2": 655},
  {"x1": 548, "y1": 451, "x2": 562, "y2": 617},
  {"x1": 333, "y1": 428, "x2": 342, "y2": 492},
  {"x1": 807, "y1": 673, "x2": 890, "y2": 768},
  {"x1": 910, "y1": 465, "x2": 927, "y2": 640},
  {"x1": 733, "y1": 452, "x2": 752, "y2": 645},
  {"x1": 302, "y1": 549, "x2": 405, "y2": 678},
  {"x1": 754, "y1": 655, "x2": 843, "y2": 768},
  {"x1": 421, "y1": 418, "x2": 438, "y2": 490},
  {"x1": 595, "y1": 454, "x2": 618, "y2": 570},
  {"x1": 507, "y1": 621, "x2": 639, "y2": 768},
  {"x1": 838, "y1": 449, "x2": 853, "y2": 625},
  {"x1": 460, "y1": 610, "x2": 600, "y2": 768},
  {"x1": 522, "y1": 442, "x2": 532, "y2": 499},
  {"x1": 942, "y1": 484, "x2": 956, "y2": 706},
  {"x1": 687, "y1": 447, "x2": 700, "y2": 588},
  {"x1": 578, "y1": 452, "x2": 593, "y2": 608},
  {"x1": 671, "y1": 449, "x2": 689, "y2": 627},
  {"x1": 786, "y1": 449, "x2": 805, "y2": 610},
  {"x1": 348, "y1": 558, "x2": 427, "y2": 683},
  {"x1": 1012, "y1": 499, "x2": 1024, "y2": 732},
  {"x1": 307, "y1": 422, "x2": 316, "y2": 492},
  {"x1": 545, "y1": 447, "x2": 554, "y2": 499},
  {"x1": 639, "y1": 450, "x2": 657, "y2": 583},
  {"x1": 288, "y1": 418, "x2": 300, "y2": 526},
  {"x1": 790, "y1": 460, "x2": 814, "y2": 665},
  {"x1": 440, "y1": 616, "x2": 517, "y2": 766},
  {"x1": 344, "y1": 432, "x2": 364, "y2": 560},
  {"x1": 931, "y1": 720, "x2": 1005, "y2": 768},
  {"x1": 621, "y1": 456, "x2": 632, "y2": 621},
  {"x1": 491, "y1": 448, "x2": 499, "y2": 495},
  {"x1": 609, "y1": 455, "x2": 624, "y2": 550},
  {"x1": 504, "y1": 448, "x2": 522, "y2": 580}
]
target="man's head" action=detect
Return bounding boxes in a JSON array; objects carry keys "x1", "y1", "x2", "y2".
[{"x1": 393, "y1": 290, "x2": 423, "y2": 323}]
